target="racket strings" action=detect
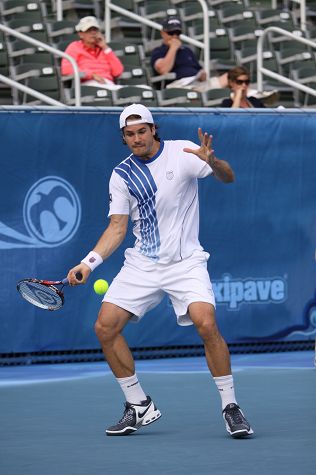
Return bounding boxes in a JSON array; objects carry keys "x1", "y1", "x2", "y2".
[{"x1": 18, "y1": 281, "x2": 63, "y2": 310}]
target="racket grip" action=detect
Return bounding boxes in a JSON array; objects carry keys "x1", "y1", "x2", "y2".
[{"x1": 62, "y1": 272, "x2": 83, "y2": 286}]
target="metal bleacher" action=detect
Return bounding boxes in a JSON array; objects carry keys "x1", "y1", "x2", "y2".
[{"x1": 0, "y1": 0, "x2": 316, "y2": 107}]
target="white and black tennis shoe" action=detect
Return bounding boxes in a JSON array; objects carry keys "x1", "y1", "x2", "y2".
[
  {"x1": 222, "y1": 403, "x2": 254, "y2": 438},
  {"x1": 106, "y1": 396, "x2": 161, "y2": 436}
]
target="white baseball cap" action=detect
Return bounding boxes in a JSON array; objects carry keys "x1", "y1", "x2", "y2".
[
  {"x1": 119, "y1": 104, "x2": 154, "y2": 129},
  {"x1": 75, "y1": 16, "x2": 100, "y2": 32}
]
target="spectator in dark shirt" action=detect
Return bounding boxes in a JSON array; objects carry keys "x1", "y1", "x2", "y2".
[
  {"x1": 221, "y1": 66, "x2": 265, "y2": 108},
  {"x1": 151, "y1": 16, "x2": 227, "y2": 91}
]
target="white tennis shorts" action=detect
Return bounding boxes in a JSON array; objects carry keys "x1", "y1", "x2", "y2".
[{"x1": 103, "y1": 249, "x2": 215, "y2": 326}]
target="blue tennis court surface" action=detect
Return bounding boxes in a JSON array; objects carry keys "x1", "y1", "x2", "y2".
[{"x1": 0, "y1": 351, "x2": 315, "y2": 475}]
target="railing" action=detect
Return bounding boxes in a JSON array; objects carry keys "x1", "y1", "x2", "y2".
[
  {"x1": 0, "y1": 73, "x2": 64, "y2": 106},
  {"x1": 104, "y1": 0, "x2": 211, "y2": 80},
  {"x1": 55, "y1": 0, "x2": 63, "y2": 22},
  {"x1": 0, "y1": 23, "x2": 81, "y2": 106},
  {"x1": 272, "y1": 0, "x2": 306, "y2": 32},
  {"x1": 257, "y1": 26, "x2": 316, "y2": 101}
]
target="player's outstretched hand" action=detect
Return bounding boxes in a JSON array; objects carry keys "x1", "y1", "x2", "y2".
[
  {"x1": 67, "y1": 263, "x2": 91, "y2": 286},
  {"x1": 183, "y1": 128, "x2": 216, "y2": 166}
]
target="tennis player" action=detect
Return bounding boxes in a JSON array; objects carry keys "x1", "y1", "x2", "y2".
[{"x1": 67, "y1": 104, "x2": 254, "y2": 438}]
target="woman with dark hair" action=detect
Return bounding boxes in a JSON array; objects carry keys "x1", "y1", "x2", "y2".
[{"x1": 221, "y1": 66, "x2": 265, "y2": 108}]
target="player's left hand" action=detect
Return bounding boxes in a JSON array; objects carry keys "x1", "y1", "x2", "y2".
[{"x1": 183, "y1": 128, "x2": 216, "y2": 166}]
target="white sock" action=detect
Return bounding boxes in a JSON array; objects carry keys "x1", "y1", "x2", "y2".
[
  {"x1": 116, "y1": 374, "x2": 147, "y2": 405},
  {"x1": 213, "y1": 375, "x2": 237, "y2": 410}
]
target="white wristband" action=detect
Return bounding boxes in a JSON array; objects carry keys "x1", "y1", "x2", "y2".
[{"x1": 81, "y1": 251, "x2": 103, "y2": 271}]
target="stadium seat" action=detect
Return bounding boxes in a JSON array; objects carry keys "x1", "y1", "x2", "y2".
[
  {"x1": 228, "y1": 23, "x2": 264, "y2": 54},
  {"x1": 117, "y1": 65, "x2": 149, "y2": 86},
  {"x1": 179, "y1": 1, "x2": 215, "y2": 29},
  {"x1": 0, "y1": 32, "x2": 13, "y2": 104},
  {"x1": 139, "y1": 1, "x2": 177, "y2": 22},
  {"x1": 110, "y1": 0, "x2": 144, "y2": 41},
  {"x1": 7, "y1": 40, "x2": 55, "y2": 66},
  {"x1": 157, "y1": 88, "x2": 203, "y2": 107},
  {"x1": 275, "y1": 41, "x2": 314, "y2": 75},
  {"x1": 47, "y1": 20, "x2": 78, "y2": 45},
  {"x1": 291, "y1": 65, "x2": 316, "y2": 107},
  {"x1": 6, "y1": 18, "x2": 49, "y2": 43},
  {"x1": 202, "y1": 87, "x2": 231, "y2": 106},
  {"x1": 67, "y1": 85, "x2": 114, "y2": 106},
  {"x1": 112, "y1": 85, "x2": 158, "y2": 106},
  {"x1": 109, "y1": 42, "x2": 144, "y2": 68},
  {"x1": 207, "y1": 0, "x2": 243, "y2": 7},
  {"x1": 187, "y1": 16, "x2": 223, "y2": 43},
  {"x1": 235, "y1": 44, "x2": 280, "y2": 82},
  {"x1": 217, "y1": 3, "x2": 256, "y2": 28},
  {"x1": 149, "y1": 71, "x2": 177, "y2": 90},
  {"x1": 68, "y1": 0, "x2": 102, "y2": 19},
  {"x1": 16, "y1": 75, "x2": 62, "y2": 105},
  {"x1": 11, "y1": 62, "x2": 55, "y2": 81},
  {"x1": 0, "y1": 32, "x2": 10, "y2": 77},
  {"x1": 254, "y1": 8, "x2": 296, "y2": 27},
  {"x1": 0, "y1": 0, "x2": 46, "y2": 22}
]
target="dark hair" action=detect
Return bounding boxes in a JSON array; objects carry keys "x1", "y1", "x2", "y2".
[
  {"x1": 227, "y1": 66, "x2": 250, "y2": 84},
  {"x1": 121, "y1": 114, "x2": 160, "y2": 144}
]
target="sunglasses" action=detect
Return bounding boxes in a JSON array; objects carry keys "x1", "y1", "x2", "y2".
[
  {"x1": 235, "y1": 79, "x2": 250, "y2": 85},
  {"x1": 167, "y1": 30, "x2": 181, "y2": 36}
]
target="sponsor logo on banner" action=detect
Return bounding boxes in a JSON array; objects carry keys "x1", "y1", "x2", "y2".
[
  {"x1": 0, "y1": 176, "x2": 81, "y2": 249},
  {"x1": 213, "y1": 274, "x2": 287, "y2": 310}
]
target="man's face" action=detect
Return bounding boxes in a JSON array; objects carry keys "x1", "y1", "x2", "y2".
[
  {"x1": 161, "y1": 29, "x2": 181, "y2": 45},
  {"x1": 123, "y1": 123, "x2": 158, "y2": 159},
  {"x1": 78, "y1": 27, "x2": 100, "y2": 47}
]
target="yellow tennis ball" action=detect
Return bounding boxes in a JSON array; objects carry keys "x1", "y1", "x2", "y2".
[{"x1": 93, "y1": 279, "x2": 109, "y2": 295}]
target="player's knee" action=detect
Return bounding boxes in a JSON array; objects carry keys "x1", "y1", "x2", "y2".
[
  {"x1": 196, "y1": 318, "x2": 220, "y2": 342},
  {"x1": 95, "y1": 318, "x2": 118, "y2": 342},
  {"x1": 94, "y1": 308, "x2": 121, "y2": 342}
]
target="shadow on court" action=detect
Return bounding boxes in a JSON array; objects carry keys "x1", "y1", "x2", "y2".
[{"x1": 1, "y1": 363, "x2": 315, "y2": 475}]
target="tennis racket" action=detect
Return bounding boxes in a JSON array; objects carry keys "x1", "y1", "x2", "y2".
[{"x1": 17, "y1": 272, "x2": 83, "y2": 311}]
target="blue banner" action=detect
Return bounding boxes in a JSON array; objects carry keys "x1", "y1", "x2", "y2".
[{"x1": 1, "y1": 108, "x2": 315, "y2": 353}]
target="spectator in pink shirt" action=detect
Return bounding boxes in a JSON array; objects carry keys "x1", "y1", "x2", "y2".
[{"x1": 61, "y1": 16, "x2": 124, "y2": 89}]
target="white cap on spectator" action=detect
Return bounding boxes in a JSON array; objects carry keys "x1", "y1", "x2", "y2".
[
  {"x1": 75, "y1": 16, "x2": 100, "y2": 32},
  {"x1": 119, "y1": 104, "x2": 154, "y2": 129}
]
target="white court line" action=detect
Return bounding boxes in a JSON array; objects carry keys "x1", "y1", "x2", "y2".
[{"x1": 0, "y1": 365, "x2": 314, "y2": 387}]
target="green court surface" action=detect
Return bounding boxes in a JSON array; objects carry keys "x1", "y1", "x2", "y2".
[{"x1": 0, "y1": 352, "x2": 315, "y2": 475}]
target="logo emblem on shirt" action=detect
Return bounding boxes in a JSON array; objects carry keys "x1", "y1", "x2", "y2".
[{"x1": 166, "y1": 170, "x2": 174, "y2": 180}]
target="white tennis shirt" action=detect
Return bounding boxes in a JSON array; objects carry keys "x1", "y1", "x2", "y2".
[{"x1": 108, "y1": 140, "x2": 212, "y2": 264}]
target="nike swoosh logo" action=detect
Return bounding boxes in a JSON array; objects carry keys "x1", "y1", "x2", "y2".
[{"x1": 138, "y1": 404, "x2": 151, "y2": 418}]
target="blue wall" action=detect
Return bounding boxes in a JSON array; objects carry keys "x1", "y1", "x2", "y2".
[{"x1": 1, "y1": 107, "x2": 315, "y2": 353}]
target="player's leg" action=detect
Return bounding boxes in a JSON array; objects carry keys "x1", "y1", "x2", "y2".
[
  {"x1": 188, "y1": 301, "x2": 231, "y2": 376},
  {"x1": 95, "y1": 255, "x2": 164, "y2": 436},
  {"x1": 95, "y1": 301, "x2": 134, "y2": 378},
  {"x1": 189, "y1": 302, "x2": 253, "y2": 438},
  {"x1": 95, "y1": 302, "x2": 161, "y2": 436}
]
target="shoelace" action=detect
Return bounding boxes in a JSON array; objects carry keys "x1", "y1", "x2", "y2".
[
  {"x1": 118, "y1": 404, "x2": 134, "y2": 424},
  {"x1": 226, "y1": 406, "x2": 244, "y2": 424}
]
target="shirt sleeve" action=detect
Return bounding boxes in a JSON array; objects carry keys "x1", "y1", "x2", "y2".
[
  {"x1": 180, "y1": 141, "x2": 213, "y2": 179},
  {"x1": 108, "y1": 170, "x2": 130, "y2": 217},
  {"x1": 221, "y1": 98, "x2": 233, "y2": 108},
  {"x1": 104, "y1": 50, "x2": 124, "y2": 78},
  {"x1": 151, "y1": 46, "x2": 165, "y2": 72},
  {"x1": 61, "y1": 42, "x2": 79, "y2": 76}
]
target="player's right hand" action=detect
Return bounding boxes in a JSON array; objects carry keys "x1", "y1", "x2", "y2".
[{"x1": 67, "y1": 263, "x2": 91, "y2": 286}]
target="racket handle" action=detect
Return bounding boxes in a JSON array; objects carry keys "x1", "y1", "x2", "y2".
[{"x1": 62, "y1": 272, "x2": 83, "y2": 286}]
